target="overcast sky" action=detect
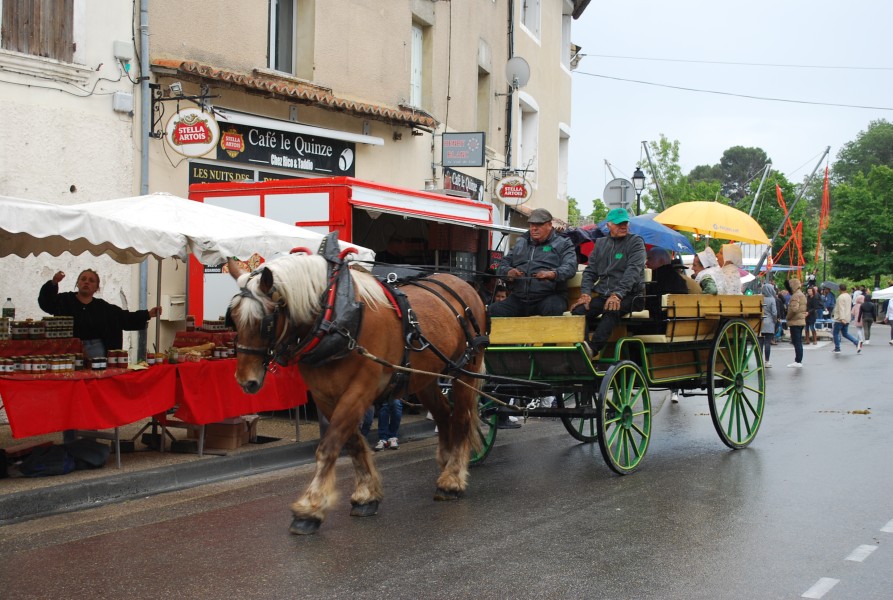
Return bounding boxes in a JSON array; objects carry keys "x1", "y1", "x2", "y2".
[{"x1": 567, "y1": 0, "x2": 893, "y2": 215}]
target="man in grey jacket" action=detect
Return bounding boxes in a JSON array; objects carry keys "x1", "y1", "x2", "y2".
[
  {"x1": 491, "y1": 208, "x2": 578, "y2": 317},
  {"x1": 570, "y1": 208, "x2": 646, "y2": 356}
]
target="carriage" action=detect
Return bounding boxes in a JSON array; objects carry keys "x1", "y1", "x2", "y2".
[
  {"x1": 473, "y1": 292, "x2": 766, "y2": 474},
  {"x1": 225, "y1": 232, "x2": 767, "y2": 534}
]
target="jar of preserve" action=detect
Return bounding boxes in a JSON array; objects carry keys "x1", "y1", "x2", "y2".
[{"x1": 146, "y1": 352, "x2": 156, "y2": 366}]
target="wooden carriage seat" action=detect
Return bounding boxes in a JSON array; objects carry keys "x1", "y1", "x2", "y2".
[
  {"x1": 565, "y1": 267, "x2": 651, "y2": 321},
  {"x1": 633, "y1": 294, "x2": 763, "y2": 344}
]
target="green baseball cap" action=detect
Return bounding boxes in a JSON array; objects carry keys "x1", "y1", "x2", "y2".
[{"x1": 606, "y1": 208, "x2": 631, "y2": 224}]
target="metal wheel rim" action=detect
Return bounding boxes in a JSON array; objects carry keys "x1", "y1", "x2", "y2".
[
  {"x1": 558, "y1": 390, "x2": 599, "y2": 442},
  {"x1": 469, "y1": 396, "x2": 497, "y2": 466},
  {"x1": 597, "y1": 361, "x2": 652, "y2": 475},
  {"x1": 708, "y1": 319, "x2": 766, "y2": 449}
]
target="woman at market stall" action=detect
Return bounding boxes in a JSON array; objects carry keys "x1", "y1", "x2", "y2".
[{"x1": 38, "y1": 269, "x2": 162, "y2": 359}]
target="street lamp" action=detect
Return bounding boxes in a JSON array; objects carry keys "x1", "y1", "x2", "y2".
[{"x1": 632, "y1": 166, "x2": 646, "y2": 215}]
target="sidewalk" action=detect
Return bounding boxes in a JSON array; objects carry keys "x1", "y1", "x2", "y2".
[{"x1": 0, "y1": 409, "x2": 436, "y2": 525}]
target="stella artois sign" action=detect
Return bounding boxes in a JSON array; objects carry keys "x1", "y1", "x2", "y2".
[
  {"x1": 164, "y1": 108, "x2": 220, "y2": 157},
  {"x1": 219, "y1": 128, "x2": 246, "y2": 159},
  {"x1": 495, "y1": 174, "x2": 532, "y2": 206}
]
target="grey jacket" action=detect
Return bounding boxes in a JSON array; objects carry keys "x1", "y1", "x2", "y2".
[
  {"x1": 580, "y1": 233, "x2": 646, "y2": 300},
  {"x1": 760, "y1": 283, "x2": 778, "y2": 334},
  {"x1": 495, "y1": 230, "x2": 578, "y2": 302}
]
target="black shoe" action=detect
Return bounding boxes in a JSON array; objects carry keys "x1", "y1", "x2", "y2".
[{"x1": 497, "y1": 417, "x2": 521, "y2": 429}]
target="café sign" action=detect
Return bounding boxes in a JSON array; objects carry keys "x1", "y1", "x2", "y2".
[
  {"x1": 494, "y1": 174, "x2": 532, "y2": 206},
  {"x1": 164, "y1": 108, "x2": 220, "y2": 158}
]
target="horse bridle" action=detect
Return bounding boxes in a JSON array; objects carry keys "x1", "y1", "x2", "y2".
[{"x1": 227, "y1": 285, "x2": 292, "y2": 369}]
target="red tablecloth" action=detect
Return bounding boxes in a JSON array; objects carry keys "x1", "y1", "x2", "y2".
[
  {"x1": 173, "y1": 359, "x2": 307, "y2": 425},
  {"x1": 0, "y1": 337, "x2": 83, "y2": 358},
  {"x1": 0, "y1": 360, "x2": 309, "y2": 437},
  {"x1": 0, "y1": 366, "x2": 177, "y2": 438}
]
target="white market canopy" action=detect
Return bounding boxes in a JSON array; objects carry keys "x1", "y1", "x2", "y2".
[
  {"x1": 0, "y1": 192, "x2": 374, "y2": 264},
  {"x1": 873, "y1": 285, "x2": 893, "y2": 300}
]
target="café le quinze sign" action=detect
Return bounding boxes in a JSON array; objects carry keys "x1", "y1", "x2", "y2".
[{"x1": 164, "y1": 108, "x2": 220, "y2": 158}]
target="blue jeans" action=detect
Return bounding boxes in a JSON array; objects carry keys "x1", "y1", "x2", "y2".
[
  {"x1": 789, "y1": 325, "x2": 804, "y2": 363},
  {"x1": 832, "y1": 322, "x2": 858, "y2": 350},
  {"x1": 377, "y1": 399, "x2": 402, "y2": 441},
  {"x1": 360, "y1": 401, "x2": 403, "y2": 441}
]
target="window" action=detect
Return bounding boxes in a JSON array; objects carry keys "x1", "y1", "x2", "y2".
[
  {"x1": 518, "y1": 92, "x2": 539, "y2": 183},
  {"x1": 1, "y1": 0, "x2": 76, "y2": 63},
  {"x1": 521, "y1": 0, "x2": 540, "y2": 40},
  {"x1": 476, "y1": 67, "x2": 490, "y2": 135},
  {"x1": 560, "y1": 14, "x2": 572, "y2": 70},
  {"x1": 269, "y1": 0, "x2": 295, "y2": 73},
  {"x1": 558, "y1": 124, "x2": 570, "y2": 200},
  {"x1": 410, "y1": 24, "x2": 423, "y2": 106}
]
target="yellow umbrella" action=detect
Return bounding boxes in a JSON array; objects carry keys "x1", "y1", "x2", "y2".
[{"x1": 654, "y1": 201, "x2": 770, "y2": 245}]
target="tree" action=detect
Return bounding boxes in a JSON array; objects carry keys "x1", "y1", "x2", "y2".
[
  {"x1": 589, "y1": 199, "x2": 608, "y2": 223},
  {"x1": 834, "y1": 119, "x2": 893, "y2": 183},
  {"x1": 688, "y1": 164, "x2": 723, "y2": 183},
  {"x1": 567, "y1": 196, "x2": 582, "y2": 225},
  {"x1": 718, "y1": 146, "x2": 770, "y2": 207},
  {"x1": 824, "y1": 166, "x2": 893, "y2": 287}
]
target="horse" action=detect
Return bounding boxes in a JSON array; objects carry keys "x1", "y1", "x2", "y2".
[{"x1": 226, "y1": 251, "x2": 487, "y2": 535}]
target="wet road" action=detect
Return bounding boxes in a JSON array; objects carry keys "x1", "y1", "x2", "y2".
[{"x1": 1, "y1": 340, "x2": 891, "y2": 599}]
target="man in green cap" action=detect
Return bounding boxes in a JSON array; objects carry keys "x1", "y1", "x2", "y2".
[{"x1": 570, "y1": 208, "x2": 646, "y2": 356}]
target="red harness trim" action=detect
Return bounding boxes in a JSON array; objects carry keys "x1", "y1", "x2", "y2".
[{"x1": 376, "y1": 280, "x2": 403, "y2": 318}]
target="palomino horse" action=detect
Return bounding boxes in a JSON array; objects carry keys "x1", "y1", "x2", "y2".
[{"x1": 226, "y1": 253, "x2": 487, "y2": 535}]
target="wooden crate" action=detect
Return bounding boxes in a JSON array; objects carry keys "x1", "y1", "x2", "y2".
[{"x1": 490, "y1": 315, "x2": 586, "y2": 345}]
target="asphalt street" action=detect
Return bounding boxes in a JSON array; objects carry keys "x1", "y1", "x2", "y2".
[{"x1": 1, "y1": 338, "x2": 891, "y2": 600}]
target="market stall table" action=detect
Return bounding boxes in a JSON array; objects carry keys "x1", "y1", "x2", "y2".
[{"x1": 0, "y1": 366, "x2": 178, "y2": 467}]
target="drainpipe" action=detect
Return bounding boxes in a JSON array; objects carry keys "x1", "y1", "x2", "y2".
[{"x1": 137, "y1": 0, "x2": 150, "y2": 360}]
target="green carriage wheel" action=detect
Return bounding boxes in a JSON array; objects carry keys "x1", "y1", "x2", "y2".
[
  {"x1": 707, "y1": 319, "x2": 766, "y2": 449},
  {"x1": 596, "y1": 360, "x2": 652, "y2": 475},
  {"x1": 558, "y1": 390, "x2": 599, "y2": 442},
  {"x1": 469, "y1": 395, "x2": 498, "y2": 466}
]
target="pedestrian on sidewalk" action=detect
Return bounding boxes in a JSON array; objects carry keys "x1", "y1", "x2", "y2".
[
  {"x1": 759, "y1": 283, "x2": 778, "y2": 367},
  {"x1": 785, "y1": 278, "x2": 808, "y2": 367},
  {"x1": 886, "y1": 297, "x2": 893, "y2": 345},
  {"x1": 805, "y1": 286, "x2": 823, "y2": 344},
  {"x1": 832, "y1": 284, "x2": 861, "y2": 354},
  {"x1": 859, "y1": 292, "x2": 876, "y2": 344},
  {"x1": 851, "y1": 294, "x2": 866, "y2": 343}
]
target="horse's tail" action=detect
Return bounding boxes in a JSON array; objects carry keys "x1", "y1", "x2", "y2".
[{"x1": 463, "y1": 356, "x2": 486, "y2": 458}]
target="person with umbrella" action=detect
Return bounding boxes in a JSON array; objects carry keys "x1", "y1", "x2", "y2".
[{"x1": 570, "y1": 208, "x2": 646, "y2": 357}]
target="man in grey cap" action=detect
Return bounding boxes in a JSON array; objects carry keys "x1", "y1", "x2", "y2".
[
  {"x1": 570, "y1": 208, "x2": 646, "y2": 356},
  {"x1": 491, "y1": 207, "x2": 578, "y2": 318}
]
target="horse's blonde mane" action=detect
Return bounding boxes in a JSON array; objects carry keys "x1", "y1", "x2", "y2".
[{"x1": 238, "y1": 254, "x2": 389, "y2": 325}]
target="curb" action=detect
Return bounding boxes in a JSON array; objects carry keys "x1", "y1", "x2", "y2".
[{"x1": 0, "y1": 419, "x2": 436, "y2": 525}]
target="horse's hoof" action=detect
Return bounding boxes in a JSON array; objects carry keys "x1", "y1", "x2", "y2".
[
  {"x1": 433, "y1": 487, "x2": 464, "y2": 501},
  {"x1": 289, "y1": 516, "x2": 322, "y2": 535},
  {"x1": 350, "y1": 500, "x2": 380, "y2": 517}
]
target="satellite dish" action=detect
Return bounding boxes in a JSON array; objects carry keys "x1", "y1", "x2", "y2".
[
  {"x1": 505, "y1": 56, "x2": 530, "y2": 90},
  {"x1": 603, "y1": 178, "x2": 634, "y2": 211}
]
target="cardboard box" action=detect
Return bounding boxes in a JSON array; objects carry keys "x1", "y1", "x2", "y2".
[{"x1": 188, "y1": 416, "x2": 258, "y2": 449}]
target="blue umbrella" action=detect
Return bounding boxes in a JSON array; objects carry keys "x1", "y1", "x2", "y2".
[{"x1": 595, "y1": 213, "x2": 695, "y2": 254}]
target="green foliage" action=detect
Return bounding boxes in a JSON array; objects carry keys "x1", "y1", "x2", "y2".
[
  {"x1": 719, "y1": 146, "x2": 770, "y2": 206},
  {"x1": 567, "y1": 196, "x2": 582, "y2": 225},
  {"x1": 590, "y1": 199, "x2": 608, "y2": 223},
  {"x1": 834, "y1": 120, "x2": 893, "y2": 183},
  {"x1": 824, "y1": 166, "x2": 893, "y2": 285}
]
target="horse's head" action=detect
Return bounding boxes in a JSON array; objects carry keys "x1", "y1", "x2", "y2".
[{"x1": 226, "y1": 258, "x2": 291, "y2": 394}]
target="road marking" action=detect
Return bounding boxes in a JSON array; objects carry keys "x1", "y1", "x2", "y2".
[
  {"x1": 802, "y1": 578, "x2": 839, "y2": 599},
  {"x1": 881, "y1": 518, "x2": 893, "y2": 533},
  {"x1": 845, "y1": 544, "x2": 877, "y2": 562}
]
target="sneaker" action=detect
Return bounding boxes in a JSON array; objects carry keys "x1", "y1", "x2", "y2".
[
  {"x1": 764, "y1": 361, "x2": 772, "y2": 368},
  {"x1": 889, "y1": 340, "x2": 893, "y2": 346},
  {"x1": 786, "y1": 362, "x2": 803, "y2": 368},
  {"x1": 832, "y1": 349, "x2": 841, "y2": 353},
  {"x1": 373, "y1": 439, "x2": 388, "y2": 451},
  {"x1": 387, "y1": 437, "x2": 399, "y2": 450},
  {"x1": 857, "y1": 340, "x2": 863, "y2": 354},
  {"x1": 497, "y1": 416, "x2": 521, "y2": 429},
  {"x1": 863, "y1": 340, "x2": 870, "y2": 345},
  {"x1": 670, "y1": 392, "x2": 679, "y2": 403}
]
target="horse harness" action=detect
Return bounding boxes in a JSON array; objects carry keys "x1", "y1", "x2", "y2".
[{"x1": 230, "y1": 233, "x2": 489, "y2": 403}]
